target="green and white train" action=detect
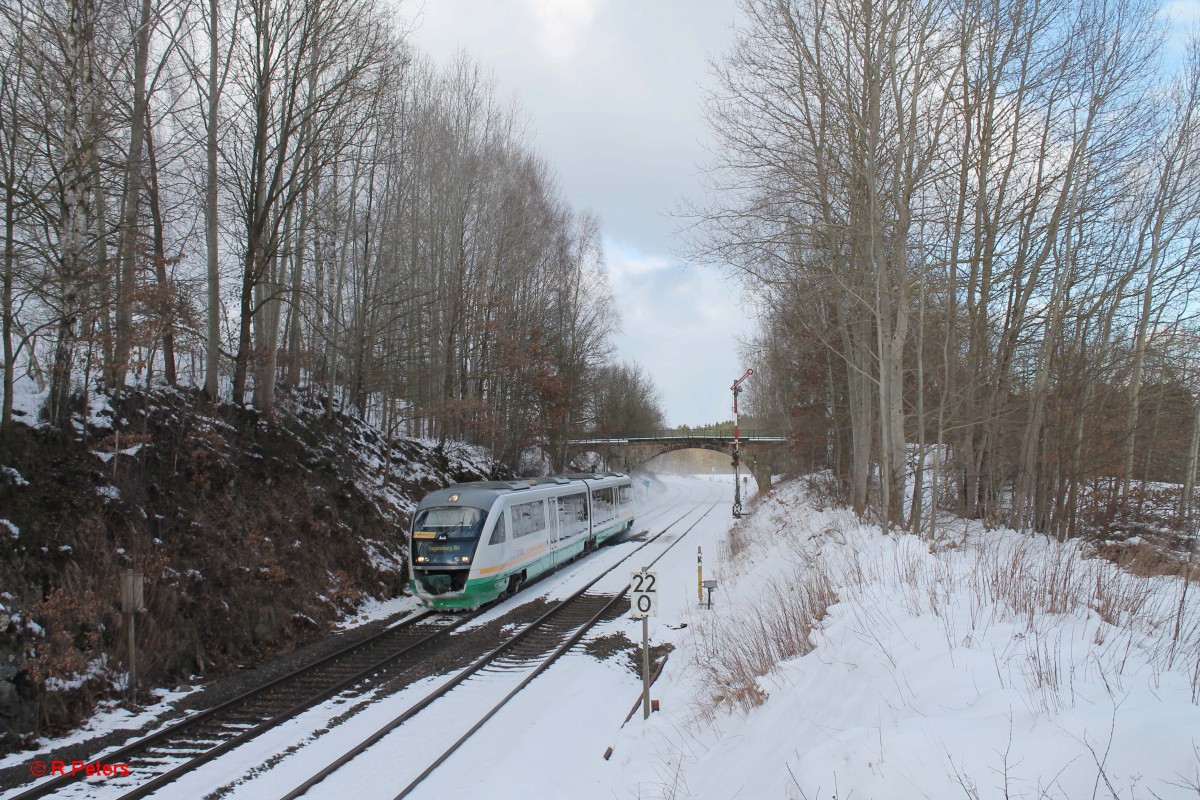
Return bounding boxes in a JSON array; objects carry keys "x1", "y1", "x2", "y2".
[{"x1": 408, "y1": 473, "x2": 637, "y2": 610}]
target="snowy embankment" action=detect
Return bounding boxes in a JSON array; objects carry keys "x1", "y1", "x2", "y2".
[{"x1": 598, "y1": 478, "x2": 1200, "y2": 799}]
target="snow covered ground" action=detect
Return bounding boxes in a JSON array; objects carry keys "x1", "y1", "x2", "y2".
[
  {"x1": 9, "y1": 474, "x2": 1199, "y2": 799},
  {"x1": 416, "y1": 476, "x2": 1200, "y2": 800}
]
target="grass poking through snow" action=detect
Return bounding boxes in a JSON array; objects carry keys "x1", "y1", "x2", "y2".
[{"x1": 674, "y1": 479, "x2": 1200, "y2": 798}]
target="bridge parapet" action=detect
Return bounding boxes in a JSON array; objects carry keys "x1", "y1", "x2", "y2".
[
  {"x1": 568, "y1": 430, "x2": 787, "y2": 446},
  {"x1": 565, "y1": 430, "x2": 788, "y2": 491}
]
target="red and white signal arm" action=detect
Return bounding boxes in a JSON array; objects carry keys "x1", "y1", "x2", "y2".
[{"x1": 630, "y1": 570, "x2": 658, "y2": 618}]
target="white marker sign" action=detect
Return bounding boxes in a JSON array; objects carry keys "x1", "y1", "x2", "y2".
[{"x1": 630, "y1": 570, "x2": 658, "y2": 618}]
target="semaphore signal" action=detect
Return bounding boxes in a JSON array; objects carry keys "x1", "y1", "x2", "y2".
[{"x1": 731, "y1": 368, "x2": 753, "y2": 517}]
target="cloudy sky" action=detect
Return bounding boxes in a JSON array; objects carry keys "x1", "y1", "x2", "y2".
[
  {"x1": 403, "y1": 0, "x2": 753, "y2": 427},
  {"x1": 404, "y1": 1, "x2": 1200, "y2": 428}
]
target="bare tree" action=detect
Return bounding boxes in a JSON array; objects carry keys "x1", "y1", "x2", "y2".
[
  {"x1": 0, "y1": 0, "x2": 636, "y2": 476},
  {"x1": 700, "y1": 0, "x2": 1195, "y2": 536}
]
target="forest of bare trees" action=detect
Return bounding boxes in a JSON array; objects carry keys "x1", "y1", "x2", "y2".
[
  {"x1": 0, "y1": 0, "x2": 653, "y2": 472},
  {"x1": 701, "y1": 0, "x2": 1200, "y2": 537}
]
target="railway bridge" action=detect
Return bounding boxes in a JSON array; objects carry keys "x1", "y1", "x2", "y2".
[{"x1": 565, "y1": 430, "x2": 788, "y2": 491}]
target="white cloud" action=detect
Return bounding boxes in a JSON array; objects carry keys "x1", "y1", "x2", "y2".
[
  {"x1": 520, "y1": 0, "x2": 607, "y2": 60},
  {"x1": 603, "y1": 239, "x2": 756, "y2": 427},
  {"x1": 606, "y1": 244, "x2": 671, "y2": 279},
  {"x1": 1162, "y1": 0, "x2": 1200, "y2": 25},
  {"x1": 408, "y1": 2, "x2": 751, "y2": 424}
]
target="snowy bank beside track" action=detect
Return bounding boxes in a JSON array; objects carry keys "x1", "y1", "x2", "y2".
[{"x1": 602, "y1": 478, "x2": 1200, "y2": 800}]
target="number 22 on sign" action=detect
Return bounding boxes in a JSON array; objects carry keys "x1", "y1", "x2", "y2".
[{"x1": 630, "y1": 570, "x2": 658, "y2": 618}]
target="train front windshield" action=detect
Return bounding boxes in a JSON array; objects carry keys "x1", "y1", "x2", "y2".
[{"x1": 411, "y1": 507, "x2": 486, "y2": 566}]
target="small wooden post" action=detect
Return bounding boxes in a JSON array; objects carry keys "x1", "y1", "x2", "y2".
[
  {"x1": 121, "y1": 570, "x2": 144, "y2": 702},
  {"x1": 127, "y1": 611, "x2": 136, "y2": 702},
  {"x1": 641, "y1": 614, "x2": 651, "y2": 720}
]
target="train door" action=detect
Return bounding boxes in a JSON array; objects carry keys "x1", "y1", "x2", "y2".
[
  {"x1": 617, "y1": 481, "x2": 634, "y2": 528},
  {"x1": 583, "y1": 485, "x2": 595, "y2": 545},
  {"x1": 484, "y1": 504, "x2": 509, "y2": 570},
  {"x1": 548, "y1": 496, "x2": 561, "y2": 569}
]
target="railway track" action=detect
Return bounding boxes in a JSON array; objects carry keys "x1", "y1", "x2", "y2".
[
  {"x1": 7, "y1": 610, "x2": 475, "y2": 800},
  {"x1": 6, "y1": 479, "x2": 694, "y2": 800},
  {"x1": 273, "y1": 489, "x2": 723, "y2": 800}
]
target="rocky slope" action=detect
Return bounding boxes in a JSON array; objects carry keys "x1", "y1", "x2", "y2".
[{"x1": 0, "y1": 387, "x2": 496, "y2": 753}]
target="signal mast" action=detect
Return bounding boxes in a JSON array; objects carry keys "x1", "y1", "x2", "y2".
[{"x1": 731, "y1": 368, "x2": 753, "y2": 517}]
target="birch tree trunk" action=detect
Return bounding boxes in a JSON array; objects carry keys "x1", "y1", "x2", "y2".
[
  {"x1": 203, "y1": 0, "x2": 222, "y2": 401},
  {"x1": 0, "y1": 14, "x2": 25, "y2": 434},
  {"x1": 144, "y1": 110, "x2": 176, "y2": 386},
  {"x1": 48, "y1": 0, "x2": 97, "y2": 428},
  {"x1": 111, "y1": 0, "x2": 152, "y2": 397}
]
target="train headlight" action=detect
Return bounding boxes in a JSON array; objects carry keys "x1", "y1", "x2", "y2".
[
  {"x1": 416, "y1": 556, "x2": 427, "y2": 563},
  {"x1": 460, "y1": 556, "x2": 470, "y2": 563}
]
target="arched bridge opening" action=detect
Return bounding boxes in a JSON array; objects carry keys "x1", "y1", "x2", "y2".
[
  {"x1": 633, "y1": 446, "x2": 764, "y2": 494},
  {"x1": 564, "y1": 430, "x2": 787, "y2": 495}
]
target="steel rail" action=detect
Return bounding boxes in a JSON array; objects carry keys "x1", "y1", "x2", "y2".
[
  {"x1": 8, "y1": 609, "x2": 470, "y2": 800},
  {"x1": 277, "y1": 490, "x2": 721, "y2": 800},
  {"x1": 8, "y1": 480, "x2": 692, "y2": 800},
  {"x1": 277, "y1": 489, "x2": 720, "y2": 800},
  {"x1": 101, "y1": 487, "x2": 687, "y2": 800},
  {"x1": 392, "y1": 493, "x2": 723, "y2": 800},
  {"x1": 104, "y1": 615, "x2": 476, "y2": 800}
]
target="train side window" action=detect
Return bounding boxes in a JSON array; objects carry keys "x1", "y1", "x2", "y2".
[
  {"x1": 511, "y1": 500, "x2": 546, "y2": 538},
  {"x1": 557, "y1": 493, "x2": 588, "y2": 537},
  {"x1": 619, "y1": 485, "x2": 633, "y2": 505},
  {"x1": 592, "y1": 488, "x2": 615, "y2": 519},
  {"x1": 488, "y1": 514, "x2": 507, "y2": 545}
]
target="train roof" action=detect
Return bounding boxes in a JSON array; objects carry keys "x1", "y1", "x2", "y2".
[
  {"x1": 416, "y1": 476, "x2": 578, "y2": 509},
  {"x1": 563, "y1": 472, "x2": 630, "y2": 481},
  {"x1": 526, "y1": 476, "x2": 573, "y2": 486},
  {"x1": 453, "y1": 480, "x2": 533, "y2": 491},
  {"x1": 415, "y1": 472, "x2": 629, "y2": 510}
]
